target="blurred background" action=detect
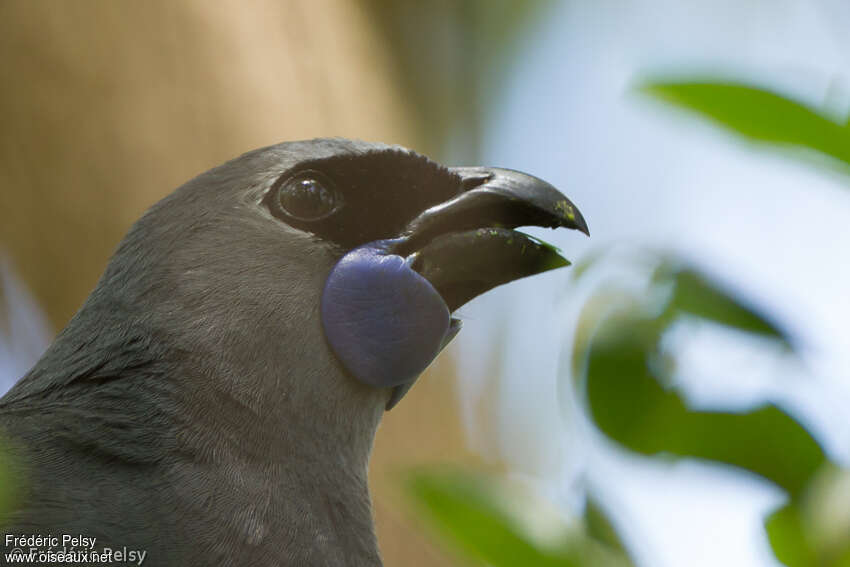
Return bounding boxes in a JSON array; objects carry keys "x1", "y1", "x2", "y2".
[{"x1": 2, "y1": 1, "x2": 850, "y2": 566}]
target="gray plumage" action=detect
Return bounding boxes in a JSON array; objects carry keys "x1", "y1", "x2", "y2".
[{"x1": 0, "y1": 138, "x2": 587, "y2": 566}]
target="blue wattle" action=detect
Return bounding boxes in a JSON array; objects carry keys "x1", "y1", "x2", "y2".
[{"x1": 321, "y1": 243, "x2": 451, "y2": 388}]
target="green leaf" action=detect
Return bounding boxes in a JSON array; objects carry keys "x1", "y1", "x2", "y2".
[
  {"x1": 656, "y1": 264, "x2": 792, "y2": 346},
  {"x1": 406, "y1": 469, "x2": 578, "y2": 567},
  {"x1": 640, "y1": 80, "x2": 850, "y2": 166},
  {"x1": 766, "y1": 502, "x2": 850, "y2": 567},
  {"x1": 580, "y1": 313, "x2": 825, "y2": 496},
  {"x1": 766, "y1": 468, "x2": 850, "y2": 567},
  {"x1": 584, "y1": 496, "x2": 630, "y2": 558},
  {"x1": 405, "y1": 469, "x2": 635, "y2": 567},
  {"x1": 765, "y1": 503, "x2": 816, "y2": 567}
]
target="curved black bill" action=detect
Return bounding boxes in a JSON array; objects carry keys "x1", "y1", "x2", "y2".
[
  {"x1": 396, "y1": 167, "x2": 588, "y2": 256},
  {"x1": 390, "y1": 166, "x2": 588, "y2": 311},
  {"x1": 384, "y1": 166, "x2": 588, "y2": 410}
]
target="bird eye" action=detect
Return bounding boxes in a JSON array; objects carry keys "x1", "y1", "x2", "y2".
[{"x1": 273, "y1": 170, "x2": 341, "y2": 221}]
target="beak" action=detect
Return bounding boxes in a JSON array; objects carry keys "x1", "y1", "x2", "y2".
[
  {"x1": 391, "y1": 167, "x2": 589, "y2": 312},
  {"x1": 322, "y1": 165, "x2": 588, "y2": 410},
  {"x1": 381, "y1": 167, "x2": 587, "y2": 409}
]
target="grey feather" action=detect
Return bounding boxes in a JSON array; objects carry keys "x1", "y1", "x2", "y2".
[
  {"x1": 0, "y1": 138, "x2": 585, "y2": 566},
  {"x1": 1, "y1": 140, "x2": 391, "y2": 566}
]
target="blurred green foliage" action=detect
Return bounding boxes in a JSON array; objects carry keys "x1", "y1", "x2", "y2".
[
  {"x1": 767, "y1": 502, "x2": 820, "y2": 567},
  {"x1": 568, "y1": 257, "x2": 843, "y2": 567},
  {"x1": 582, "y1": 307, "x2": 824, "y2": 497},
  {"x1": 642, "y1": 80, "x2": 850, "y2": 168},
  {"x1": 582, "y1": 497, "x2": 630, "y2": 556},
  {"x1": 406, "y1": 76, "x2": 850, "y2": 566},
  {"x1": 407, "y1": 469, "x2": 574, "y2": 567},
  {"x1": 654, "y1": 264, "x2": 792, "y2": 345},
  {"x1": 406, "y1": 468, "x2": 634, "y2": 567},
  {"x1": 640, "y1": 78, "x2": 850, "y2": 565},
  {"x1": 766, "y1": 470, "x2": 850, "y2": 567}
]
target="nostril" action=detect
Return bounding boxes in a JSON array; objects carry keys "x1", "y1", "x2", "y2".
[{"x1": 459, "y1": 173, "x2": 493, "y2": 192}]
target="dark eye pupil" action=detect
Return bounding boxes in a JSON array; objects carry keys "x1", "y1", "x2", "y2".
[{"x1": 278, "y1": 174, "x2": 338, "y2": 220}]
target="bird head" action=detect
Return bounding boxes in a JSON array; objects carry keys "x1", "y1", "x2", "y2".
[{"x1": 54, "y1": 138, "x2": 586, "y2": 460}]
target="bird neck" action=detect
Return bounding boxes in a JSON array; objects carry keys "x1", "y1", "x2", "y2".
[
  {"x1": 163, "y1": 300, "x2": 389, "y2": 565},
  {"x1": 171, "y1": 358, "x2": 386, "y2": 566},
  {"x1": 5, "y1": 304, "x2": 388, "y2": 566}
]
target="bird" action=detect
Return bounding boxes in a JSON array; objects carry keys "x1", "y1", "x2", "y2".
[{"x1": 0, "y1": 138, "x2": 588, "y2": 566}]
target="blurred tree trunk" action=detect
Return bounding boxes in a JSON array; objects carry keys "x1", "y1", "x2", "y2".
[
  {"x1": 358, "y1": 0, "x2": 554, "y2": 163},
  {"x1": 0, "y1": 0, "x2": 415, "y2": 328}
]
